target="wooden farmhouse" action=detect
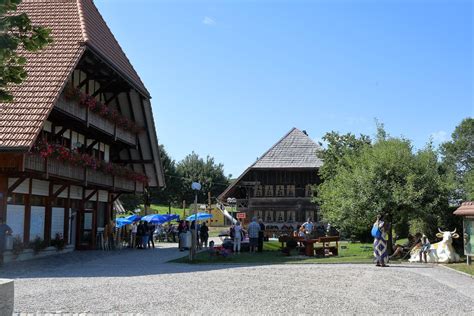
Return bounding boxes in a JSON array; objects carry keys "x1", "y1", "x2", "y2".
[
  {"x1": 218, "y1": 128, "x2": 322, "y2": 231},
  {"x1": 0, "y1": 0, "x2": 165, "y2": 250}
]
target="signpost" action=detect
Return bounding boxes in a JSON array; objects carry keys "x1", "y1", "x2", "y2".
[{"x1": 236, "y1": 212, "x2": 246, "y2": 220}]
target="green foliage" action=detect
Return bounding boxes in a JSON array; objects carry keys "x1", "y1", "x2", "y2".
[
  {"x1": 176, "y1": 151, "x2": 229, "y2": 205},
  {"x1": 50, "y1": 233, "x2": 65, "y2": 251},
  {"x1": 12, "y1": 235, "x2": 24, "y2": 256},
  {"x1": 316, "y1": 127, "x2": 450, "y2": 241},
  {"x1": 1, "y1": 0, "x2": 53, "y2": 101},
  {"x1": 31, "y1": 236, "x2": 48, "y2": 254},
  {"x1": 149, "y1": 145, "x2": 182, "y2": 207},
  {"x1": 441, "y1": 118, "x2": 474, "y2": 201}
]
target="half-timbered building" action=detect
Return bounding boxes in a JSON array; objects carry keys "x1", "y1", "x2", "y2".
[
  {"x1": 218, "y1": 128, "x2": 322, "y2": 231},
  {"x1": 0, "y1": 0, "x2": 165, "y2": 250}
]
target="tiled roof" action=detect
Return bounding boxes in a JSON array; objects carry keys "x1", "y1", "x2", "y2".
[
  {"x1": 252, "y1": 128, "x2": 323, "y2": 169},
  {"x1": 0, "y1": 0, "x2": 149, "y2": 150}
]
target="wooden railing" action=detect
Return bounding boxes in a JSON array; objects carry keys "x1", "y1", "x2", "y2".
[
  {"x1": 87, "y1": 169, "x2": 113, "y2": 187},
  {"x1": 54, "y1": 96, "x2": 136, "y2": 145},
  {"x1": 115, "y1": 176, "x2": 136, "y2": 191},
  {"x1": 24, "y1": 154, "x2": 144, "y2": 192},
  {"x1": 47, "y1": 158, "x2": 85, "y2": 181}
]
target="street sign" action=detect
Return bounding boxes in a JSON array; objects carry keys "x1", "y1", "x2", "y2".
[{"x1": 236, "y1": 212, "x2": 246, "y2": 219}]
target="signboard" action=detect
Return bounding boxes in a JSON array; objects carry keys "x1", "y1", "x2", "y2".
[
  {"x1": 464, "y1": 218, "x2": 473, "y2": 256},
  {"x1": 236, "y1": 212, "x2": 246, "y2": 219}
]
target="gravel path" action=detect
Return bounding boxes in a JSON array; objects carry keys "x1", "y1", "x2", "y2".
[{"x1": 1, "y1": 243, "x2": 473, "y2": 315}]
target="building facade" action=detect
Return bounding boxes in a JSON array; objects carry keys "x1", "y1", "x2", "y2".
[
  {"x1": 218, "y1": 128, "x2": 322, "y2": 231},
  {"x1": 0, "y1": 0, "x2": 165, "y2": 250}
]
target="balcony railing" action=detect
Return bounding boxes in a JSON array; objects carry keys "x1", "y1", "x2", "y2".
[
  {"x1": 115, "y1": 176, "x2": 136, "y2": 191},
  {"x1": 87, "y1": 169, "x2": 113, "y2": 187},
  {"x1": 48, "y1": 158, "x2": 85, "y2": 181},
  {"x1": 24, "y1": 154, "x2": 144, "y2": 192},
  {"x1": 55, "y1": 96, "x2": 136, "y2": 146}
]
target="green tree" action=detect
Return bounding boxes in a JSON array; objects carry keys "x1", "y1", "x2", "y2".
[
  {"x1": 1, "y1": 0, "x2": 53, "y2": 101},
  {"x1": 317, "y1": 128, "x2": 449, "y2": 248},
  {"x1": 441, "y1": 118, "x2": 474, "y2": 201},
  {"x1": 149, "y1": 145, "x2": 181, "y2": 211},
  {"x1": 176, "y1": 152, "x2": 229, "y2": 205}
]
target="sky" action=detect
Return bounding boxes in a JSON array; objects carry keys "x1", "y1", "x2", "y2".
[{"x1": 95, "y1": 0, "x2": 473, "y2": 178}]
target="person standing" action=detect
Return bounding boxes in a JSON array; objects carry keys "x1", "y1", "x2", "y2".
[
  {"x1": 257, "y1": 218, "x2": 265, "y2": 253},
  {"x1": 372, "y1": 215, "x2": 388, "y2": 267},
  {"x1": 247, "y1": 217, "x2": 261, "y2": 253},
  {"x1": 0, "y1": 220, "x2": 12, "y2": 266},
  {"x1": 130, "y1": 221, "x2": 137, "y2": 248},
  {"x1": 136, "y1": 221, "x2": 144, "y2": 249},
  {"x1": 142, "y1": 222, "x2": 150, "y2": 249},
  {"x1": 302, "y1": 218, "x2": 314, "y2": 237},
  {"x1": 233, "y1": 221, "x2": 243, "y2": 253},
  {"x1": 148, "y1": 223, "x2": 155, "y2": 249},
  {"x1": 200, "y1": 222, "x2": 209, "y2": 248}
]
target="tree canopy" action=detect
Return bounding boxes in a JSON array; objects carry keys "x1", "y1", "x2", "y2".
[
  {"x1": 441, "y1": 118, "x2": 474, "y2": 201},
  {"x1": 1, "y1": 0, "x2": 52, "y2": 101},
  {"x1": 316, "y1": 127, "x2": 451, "y2": 241}
]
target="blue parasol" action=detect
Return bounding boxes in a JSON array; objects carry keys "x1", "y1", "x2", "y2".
[
  {"x1": 186, "y1": 212, "x2": 213, "y2": 221},
  {"x1": 161, "y1": 214, "x2": 180, "y2": 222},
  {"x1": 116, "y1": 217, "x2": 133, "y2": 228},
  {"x1": 142, "y1": 214, "x2": 167, "y2": 224}
]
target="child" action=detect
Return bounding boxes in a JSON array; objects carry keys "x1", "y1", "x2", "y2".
[{"x1": 419, "y1": 234, "x2": 430, "y2": 263}]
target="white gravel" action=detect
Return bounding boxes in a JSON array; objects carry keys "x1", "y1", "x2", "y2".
[{"x1": 2, "y1": 243, "x2": 474, "y2": 315}]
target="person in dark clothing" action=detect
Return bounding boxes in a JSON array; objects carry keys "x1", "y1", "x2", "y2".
[
  {"x1": 177, "y1": 220, "x2": 186, "y2": 251},
  {"x1": 0, "y1": 220, "x2": 12, "y2": 266},
  {"x1": 258, "y1": 218, "x2": 265, "y2": 252},
  {"x1": 200, "y1": 222, "x2": 209, "y2": 248},
  {"x1": 136, "y1": 221, "x2": 145, "y2": 249},
  {"x1": 148, "y1": 223, "x2": 155, "y2": 249}
]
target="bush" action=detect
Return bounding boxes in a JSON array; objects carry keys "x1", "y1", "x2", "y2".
[
  {"x1": 50, "y1": 233, "x2": 65, "y2": 251},
  {"x1": 12, "y1": 236, "x2": 24, "y2": 257},
  {"x1": 31, "y1": 236, "x2": 48, "y2": 255}
]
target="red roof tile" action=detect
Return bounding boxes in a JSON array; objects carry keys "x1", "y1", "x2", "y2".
[{"x1": 0, "y1": 0, "x2": 150, "y2": 150}]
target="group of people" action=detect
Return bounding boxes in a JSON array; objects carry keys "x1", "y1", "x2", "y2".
[
  {"x1": 230, "y1": 217, "x2": 265, "y2": 253},
  {"x1": 129, "y1": 221, "x2": 156, "y2": 249},
  {"x1": 177, "y1": 220, "x2": 209, "y2": 251},
  {"x1": 372, "y1": 215, "x2": 432, "y2": 267}
]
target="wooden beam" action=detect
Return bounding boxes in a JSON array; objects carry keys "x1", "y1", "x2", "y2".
[
  {"x1": 84, "y1": 189, "x2": 97, "y2": 202},
  {"x1": 114, "y1": 159, "x2": 153, "y2": 164},
  {"x1": 87, "y1": 140, "x2": 98, "y2": 151},
  {"x1": 77, "y1": 77, "x2": 89, "y2": 89},
  {"x1": 54, "y1": 126, "x2": 68, "y2": 138},
  {"x1": 52, "y1": 184, "x2": 68, "y2": 199},
  {"x1": 7, "y1": 176, "x2": 27, "y2": 195},
  {"x1": 111, "y1": 193, "x2": 122, "y2": 203}
]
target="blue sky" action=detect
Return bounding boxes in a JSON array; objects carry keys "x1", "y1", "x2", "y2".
[{"x1": 95, "y1": 0, "x2": 473, "y2": 178}]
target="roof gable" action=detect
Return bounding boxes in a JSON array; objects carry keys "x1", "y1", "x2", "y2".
[
  {"x1": 252, "y1": 128, "x2": 323, "y2": 169},
  {"x1": 0, "y1": 0, "x2": 149, "y2": 149}
]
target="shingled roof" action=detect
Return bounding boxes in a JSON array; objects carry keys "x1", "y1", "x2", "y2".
[
  {"x1": 253, "y1": 128, "x2": 323, "y2": 169},
  {"x1": 0, "y1": 0, "x2": 149, "y2": 150},
  {"x1": 218, "y1": 128, "x2": 322, "y2": 200}
]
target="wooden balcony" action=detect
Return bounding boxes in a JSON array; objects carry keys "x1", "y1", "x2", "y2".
[
  {"x1": 114, "y1": 176, "x2": 136, "y2": 191},
  {"x1": 24, "y1": 154, "x2": 144, "y2": 192},
  {"x1": 87, "y1": 169, "x2": 113, "y2": 187},
  {"x1": 54, "y1": 96, "x2": 136, "y2": 146}
]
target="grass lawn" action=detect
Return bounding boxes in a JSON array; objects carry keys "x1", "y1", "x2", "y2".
[
  {"x1": 171, "y1": 241, "x2": 381, "y2": 265},
  {"x1": 445, "y1": 263, "x2": 474, "y2": 276}
]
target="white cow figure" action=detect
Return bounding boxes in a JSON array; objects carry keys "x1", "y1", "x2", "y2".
[{"x1": 409, "y1": 228, "x2": 461, "y2": 263}]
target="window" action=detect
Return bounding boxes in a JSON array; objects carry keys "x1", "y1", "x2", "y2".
[
  {"x1": 265, "y1": 185, "x2": 274, "y2": 197},
  {"x1": 287, "y1": 185, "x2": 295, "y2": 197},
  {"x1": 254, "y1": 185, "x2": 263, "y2": 197},
  {"x1": 276, "y1": 185, "x2": 285, "y2": 197},
  {"x1": 265, "y1": 211, "x2": 274, "y2": 222},
  {"x1": 30, "y1": 195, "x2": 45, "y2": 206},
  {"x1": 305, "y1": 185, "x2": 313, "y2": 197}
]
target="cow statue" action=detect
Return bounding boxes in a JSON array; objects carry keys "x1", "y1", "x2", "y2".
[{"x1": 408, "y1": 228, "x2": 461, "y2": 263}]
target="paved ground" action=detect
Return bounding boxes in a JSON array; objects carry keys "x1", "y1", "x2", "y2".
[{"x1": 1, "y1": 241, "x2": 474, "y2": 315}]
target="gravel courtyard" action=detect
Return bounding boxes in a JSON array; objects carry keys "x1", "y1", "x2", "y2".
[{"x1": 1, "y1": 243, "x2": 474, "y2": 315}]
